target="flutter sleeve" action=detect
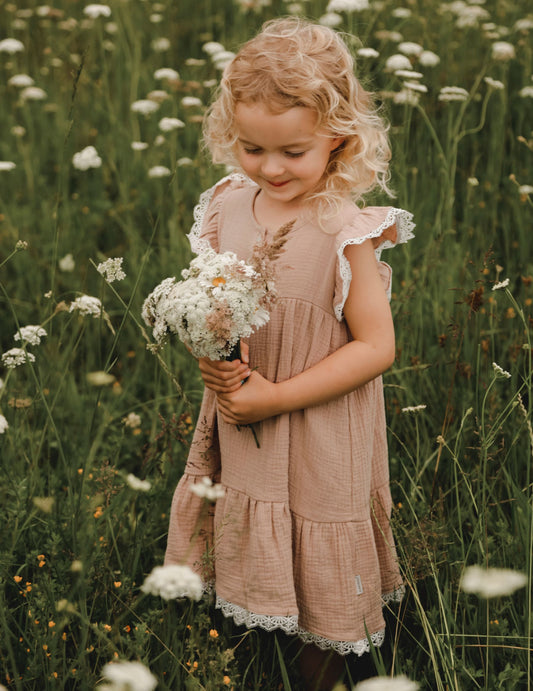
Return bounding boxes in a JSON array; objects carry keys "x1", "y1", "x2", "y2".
[
  {"x1": 333, "y1": 206, "x2": 415, "y2": 321},
  {"x1": 187, "y1": 172, "x2": 250, "y2": 254}
]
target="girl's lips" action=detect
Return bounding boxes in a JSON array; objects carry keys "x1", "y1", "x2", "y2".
[{"x1": 268, "y1": 180, "x2": 290, "y2": 187}]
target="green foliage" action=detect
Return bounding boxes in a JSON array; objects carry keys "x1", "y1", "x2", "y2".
[{"x1": 0, "y1": 0, "x2": 532, "y2": 688}]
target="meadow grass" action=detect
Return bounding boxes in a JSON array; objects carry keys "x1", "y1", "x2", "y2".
[{"x1": 0, "y1": 0, "x2": 532, "y2": 688}]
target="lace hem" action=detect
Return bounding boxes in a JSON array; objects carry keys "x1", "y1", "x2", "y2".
[
  {"x1": 382, "y1": 584, "x2": 405, "y2": 605},
  {"x1": 215, "y1": 595, "x2": 386, "y2": 657},
  {"x1": 188, "y1": 172, "x2": 249, "y2": 253},
  {"x1": 334, "y1": 207, "x2": 415, "y2": 321}
]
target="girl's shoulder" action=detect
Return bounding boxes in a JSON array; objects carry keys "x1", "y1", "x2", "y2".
[
  {"x1": 188, "y1": 173, "x2": 255, "y2": 252},
  {"x1": 332, "y1": 200, "x2": 415, "y2": 258}
]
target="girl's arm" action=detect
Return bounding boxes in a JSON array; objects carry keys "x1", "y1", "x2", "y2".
[{"x1": 215, "y1": 239, "x2": 396, "y2": 425}]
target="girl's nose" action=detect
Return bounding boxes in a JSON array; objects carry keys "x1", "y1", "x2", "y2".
[{"x1": 260, "y1": 154, "x2": 285, "y2": 178}]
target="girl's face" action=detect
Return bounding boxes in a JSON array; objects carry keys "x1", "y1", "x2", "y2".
[{"x1": 233, "y1": 102, "x2": 343, "y2": 210}]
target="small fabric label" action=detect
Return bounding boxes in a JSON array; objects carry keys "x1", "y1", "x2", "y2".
[{"x1": 355, "y1": 575, "x2": 363, "y2": 595}]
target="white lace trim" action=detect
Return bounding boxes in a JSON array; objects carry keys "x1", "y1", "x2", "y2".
[
  {"x1": 187, "y1": 172, "x2": 250, "y2": 253},
  {"x1": 382, "y1": 584, "x2": 406, "y2": 605},
  {"x1": 215, "y1": 595, "x2": 388, "y2": 657},
  {"x1": 334, "y1": 207, "x2": 415, "y2": 321}
]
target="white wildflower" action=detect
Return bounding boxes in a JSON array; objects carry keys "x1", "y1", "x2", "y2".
[
  {"x1": 375, "y1": 30, "x2": 403, "y2": 43},
  {"x1": 394, "y1": 70, "x2": 424, "y2": 79},
  {"x1": 438, "y1": 86, "x2": 469, "y2": 102},
  {"x1": 100, "y1": 661, "x2": 157, "y2": 691},
  {"x1": 97, "y1": 257, "x2": 126, "y2": 283},
  {"x1": 491, "y1": 41, "x2": 515, "y2": 61},
  {"x1": 154, "y1": 67, "x2": 180, "y2": 81},
  {"x1": 150, "y1": 13, "x2": 163, "y2": 23},
  {"x1": 104, "y1": 21, "x2": 118, "y2": 33},
  {"x1": 147, "y1": 89, "x2": 168, "y2": 103},
  {"x1": 492, "y1": 278, "x2": 509, "y2": 291},
  {"x1": 393, "y1": 89, "x2": 420, "y2": 106},
  {"x1": 69, "y1": 294, "x2": 103, "y2": 317},
  {"x1": 131, "y1": 141, "x2": 149, "y2": 151},
  {"x1": 514, "y1": 18, "x2": 533, "y2": 32},
  {"x1": 354, "y1": 675, "x2": 419, "y2": 690},
  {"x1": 141, "y1": 564, "x2": 203, "y2": 600},
  {"x1": 398, "y1": 41, "x2": 424, "y2": 57},
  {"x1": 20, "y1": 86, "x2": 47, "y2": 101},
  {"x1": 318, "y1": 11, "x2": 343, "y2": 27},
  {"x1": 492, "y1": 362, "x2": 511, "y2": 379},
  {"x1": 151, "y1": 37, "x2": 171, "y2": 52},
  {"x1": 0, "y1": 38, "x2": 25, "y2": 54},
  {"x1": 467, "y1": 177, "x2": 479, "y2": 187},
  {"x1": 460, "y1": 565, "x2": 527, "y2": 598},
  {"x1": 0, "y1": 414, "x2": 8, "y2": 434},
  {"x1": 158, "y1": 117, "x2": 185, "y2": 132},
  {"x1": 72, "y1": 145, "x2": 102, "y2": 171},
  {"x1": 403, "y1": 81, "x2": 428, "y2": 93},
  {"x1": 190, "y1": 477, "x2": 225, "y2": 502},
  {"x1": 202, "y1": 41, "x2": 225, "y2": 56},
  {"x1": 148, "y1": 165, "x2": 171, "y2": 178},
  {"x1": 181, "y1": 96, "x2": 202, "y2": 107},
  {"x1": 126, "y1": 473, "x2": 151, "y2": 492},
  {"x1": 401, "y1": 404, "x2": 427, "y2": 413},
  {"x1": 14, "y1": 325, "x2": 47, "y2": 346},
  {"x1": 83, "y1": 4, "x2": 111, "y2": 18},
  {"x1": 326, "y1": 0, "x2": 369, "y2": 11},
  {"x1": 177, "y1": 157, "x2": 193, "y2": 166},
  {"x1": 518, "y1": 184, "x2": 533, "y2": 195},
  {"x1": 212, "y1": 51, "x2": 236, "y2": 70},
  {"x1": 59, "y1": 253, "x2": 75, "y2": 272},
  {"x1": 519, "y1": 86, "x2": 533, "y2": 98},
  {"x1": 154, "y1": 135, "x2": 165, "y2": 147},
  {"x1": 8, "y1": 74, "x2": 35, "y2": 88},
  {"x1": 186, "y1": 58, "x2": 206, "y2": 67},
  {"x1": 391, "y1": 7, "x2": 411, "y2": 18},
  {"x1": 130, "y1": 99, "x2": 159, "y2": 115},
  {"x1": 11, "y1": 126, "x2": 26, "y2": 137},
  {"x1": 484, "y1": 76, "x2": 504, "y2": 90},
  {"x1": 1, "y1": 348, "x2": 36, "y2": 369},
  {"x1": 357, "y1": 47, "x2": 380, "y2": 58},
  {"x1": 86, "y1": 371, "x2": 115, "y2": 386},
  {"x1": 419, "y1": 50, "x2": 440, "y2": 67},
  {"x1": 0, "y1": 162, "x2": 16, "y2": 172},
  {"x1": 122, "y1": 412, "x2": 141, "y2": 428},
  {"x1": 385, "y1": 54, "x2": 412, "y2": 72}
]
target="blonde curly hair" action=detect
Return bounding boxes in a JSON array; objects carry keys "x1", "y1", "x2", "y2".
[{"x1": 204, "y1": 17, "x2": 393, "y2": 219}]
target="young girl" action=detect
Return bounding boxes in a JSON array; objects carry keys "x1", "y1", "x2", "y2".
[{"x1": 165, "y1": 17, "x2": 414, "y2": 689}]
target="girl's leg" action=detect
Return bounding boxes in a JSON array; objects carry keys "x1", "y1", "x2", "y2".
[{"x1": 298, "y1": 643, "x2": 345, "y2": 691}]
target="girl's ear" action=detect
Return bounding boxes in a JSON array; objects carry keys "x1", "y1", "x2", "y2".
[{"x1": 329, "y1": 137, "x2": 345, "y2": 152}]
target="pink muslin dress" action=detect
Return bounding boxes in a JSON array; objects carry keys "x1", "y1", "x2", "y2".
[{"x1": 165, "y1": 173, "x2": 415, "y2": 655}]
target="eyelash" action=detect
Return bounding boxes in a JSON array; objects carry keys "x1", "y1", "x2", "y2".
[{"x1": 243, "y1": 148, "x2": 305, "y2": 159}]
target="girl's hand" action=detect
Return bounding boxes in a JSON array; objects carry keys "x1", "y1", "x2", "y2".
[
  {"x1": 198, "y1": 341, "x2": 251, "y2": 393},
  {"x1": 216, "y1": 371, "x2": 278, "y2": 425}
]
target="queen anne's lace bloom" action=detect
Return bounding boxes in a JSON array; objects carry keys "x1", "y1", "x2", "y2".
[
  {"x1": 20, "y1": 86, "x2": 47, "y2": 101},
  {"x1": 8, "y1": 74, "x2": 35, "y2": 87},
  {"x1": 72, "y1": 146, "x2": 102, "y2": 170},
  {"x1": 326, "y1": 0, "x2": 369, "y2": 10},
  {"x1": 492, "y1": 362, "x2": 511, "y2": 379},
  {"x1": 154, "y1": 67, "x2": 180, "y2": 80},
  {"x1": 141, "y1": 564, "x2": 203, "y2": 600},
  {"x1": 438, "y1": 86, "x2": 469, "y2": 102},
  {"x1": 159, "y1": 117, "x2": 185, "y2": 132},
  {"x1": 69, "y1": 295, "x2": 103, "y2": 317},
  {"x1": 0, "y1": 38, "x2": 25, "y2": 54},
  {"x1": 122, "y1": 412, "x2": 141, "y2": 429},
  {"x1": 97, "y1": 257, "x2": 126, "y2": 282},
  {"x1": 492, "y1": 278, "x2": 509, "y2": 291},
  {"x1": 0, "y1": 414, "x2": 8, "y2": 434},
  {"x1": 0, "y1": 162, "x2": 16, "y2": 172},
  {"x1": 354, "y1": 675, "x2": 419, "y2": 690},
  {"x1": 190, "y1": 476, "x2": 225, "y2": 501},
  {"x1": 2, "y1": 348, "x2": 36, "y2": 369},
  {"x1": 148, "y1": 165, "x2": 172, "y2": 178},
  {"x1": 491, "y1": 41, "x2": 515, "y2": 61},
  {"x1": 460, "y1": 565, "x2": 527, "y2": 598},
  {"x1": 100, "y1": 661, "x2": 157, "y2": 691},
  {"x1": 83, "y1": 4, "x2": 111, "y2": 18},
  {"x1": 126, "y1": 473, "x2": 151, "y2": 492},
  {"x1": 14, "y1": 325, "x2": 47, "y2": 346},
  {"x1": 131, "y1": 99, "x2": 160, "y2": 115}
]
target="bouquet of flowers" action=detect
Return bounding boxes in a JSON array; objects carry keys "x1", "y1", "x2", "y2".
[{"x1": 142, "y1": 220, "x2": 293, "y2": 360}]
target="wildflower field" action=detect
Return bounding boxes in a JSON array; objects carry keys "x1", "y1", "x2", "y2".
[{"x1": 0, "y1": 0, "x2": 532, "y2": 688}]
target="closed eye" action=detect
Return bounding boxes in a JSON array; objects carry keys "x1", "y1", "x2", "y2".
[
  {"x1": 285, "y1": 151, "x2": 305, "y2": 158},
  {"x1": 243, "y1": 147, "x2": 262, "y2": 155}
]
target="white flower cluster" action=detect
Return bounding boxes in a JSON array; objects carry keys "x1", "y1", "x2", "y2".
[
  {"x1": 69, "y1": 294, "x2": 103, "y2": 317},
  {"x1": 72, "y1": 145, "x2": 102, "y2": 171},
  {"x1": 0, "y1": 414, "x2": 9, "y2": 434},
  {"x1": 1, "y1": 348, "x2": 36, "y2": 369},
  {"x1": 0, "y1": 38, "x2": 24, "y2": 54},
  {"x1": 142, "y1": 248, "x2": 273, "y2": 359},
  {"x1": 354, "y1": 675, "x2": 419, "y2": 691},
  {"x1": 122, "y1": 412, "x2": 141, "y2": 429},
  {"x1": 99, "y1": 660, "x2": 157, "y2": 691},
  {"x1": 492, "y1": 362, "x2": 511, "y2": 379},
  {"x1": 438, "y1": 86, "x2": 469, "y2": 102},
  {"x1": 126, "y1": 473, "x2": 151, "y2": 492},
  {"x1": 401, "y1": 404, "x2": 427, "y2": 413},
  {"x1": 97, "y1": 257, "x2": 126, "y2": 283},
  {"x1": 326, "y1": 0, "x2": 369, "y2": 11},
  {"x1": 14, "y1": 325, "x2": 47, "y2": 346},
  {"x1": 141, "y1": 564, "x2": 203, "y2": 600},
  {"x1": 460, "y1": 565, "x2": 527, "y2": 598},
  {"x1": 190, "y1": 476, "x2": 225, "y2": 501},
  {"x1": 492, "y1": 278, "x2": 509, "y2": 290}
]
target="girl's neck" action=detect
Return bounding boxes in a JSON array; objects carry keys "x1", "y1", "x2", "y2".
[{"x1": 253, "y1": 189, "x2": 305, "y2": 232}]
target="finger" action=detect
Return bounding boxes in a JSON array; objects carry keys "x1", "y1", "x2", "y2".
[{"x1": 239, "y1": 341, "x2": 250, "y2": 365}]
